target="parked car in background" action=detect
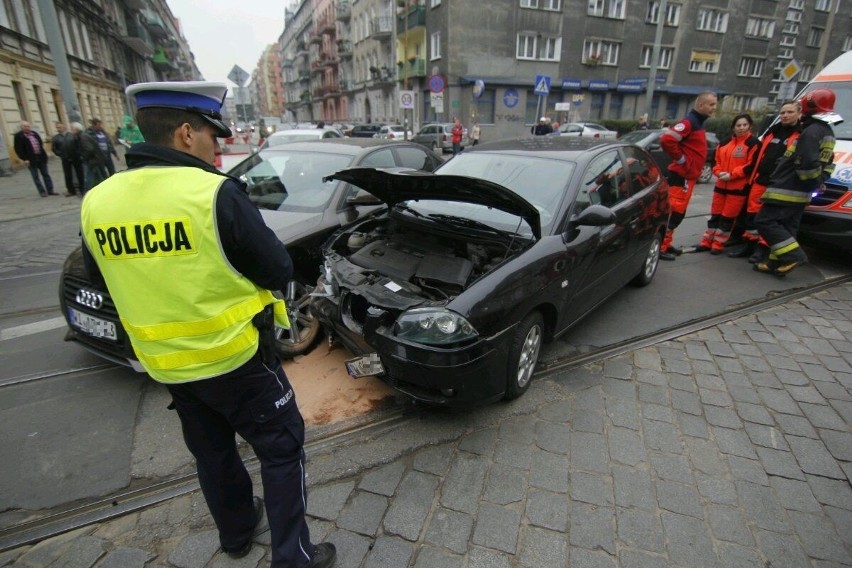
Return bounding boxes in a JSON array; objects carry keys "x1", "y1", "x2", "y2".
[
  {"x1": 375, "y1": 124, "x2": 413, "y2": 140},
  {"x1": 59, "y1": 139, "x2": 442, "y2": 371},
  {"x1": 312, "y1": 136, "x2": 669, "y2": 406},
  {"x1": 260, "y1": 127, "x2": 343, "y2": 149},
  {"x1": 557, "y1": 122, "x2": 618, "y2": 139},
  {"x1": 619, "y1": 128, "x2": 718, "y2": 184},
  {"x1": 349, "y1": 123, "x2": 385, "y2": 138},
  {"x1": 411, "y1": 123, "x2": 469, "y2": 153}
]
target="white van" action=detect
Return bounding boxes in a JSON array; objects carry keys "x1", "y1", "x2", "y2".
[{"x1": 792, "y1": 51, "x2": 852, "y2": 252}]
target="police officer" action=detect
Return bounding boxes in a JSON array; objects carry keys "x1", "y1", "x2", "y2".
[{"x1": 79, "y1": 81, "x2": 336, "y2": 568}]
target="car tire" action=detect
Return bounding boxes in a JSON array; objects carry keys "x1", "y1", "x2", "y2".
[
  {"x1": 275, "y1": 279, "x2": 322, "y2": 359},
  {"x1": 698, "y1": 164, "x2": 713, "y2": 184},
  {"x1": 631, "y1": 231, "x2": 662, "y2": 287},
  {"x1": 503, "y1": 311, "x2": 544, "y2": 401}
]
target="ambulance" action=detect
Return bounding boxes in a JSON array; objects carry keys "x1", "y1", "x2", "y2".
[{"x1": 794, "y1": 50, "x2": 852, "y2": 252}]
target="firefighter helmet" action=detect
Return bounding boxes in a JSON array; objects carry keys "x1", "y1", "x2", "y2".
[{"x1": 800, "y1": 89, "x2": 836, "y2": 115}]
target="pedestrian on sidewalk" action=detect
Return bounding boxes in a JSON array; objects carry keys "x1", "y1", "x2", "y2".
[
  {"x1": 696, "y1": 113, "x2": 759, "y2": 254},
  {"x1": 754, "y1": 88, "x2": 839, "y2": 277},
  {"x1": 451, "y1": 115, "x2": 464, "y2": 156},
  {"x1": 70, "y1": 122, "x2": 108, "y2": 194},
  {"x1": 51, "y1": 122, "x2": 84, "y2": 196},
  {"x1": 87, "y1": 118, "x2": 121, "y2": 176},
  {"x1": 659, "y1": 91, "x2": 718, "y2": 261},
  {"x1": 470, "y1": 120, "x2": 481, "y2": 146},
  {"x1": 13, "y1": 121, "x2": 56, "y2": 197},
  {"x1": 79, "y1": 81, "x2": 335, "y2": 568}
]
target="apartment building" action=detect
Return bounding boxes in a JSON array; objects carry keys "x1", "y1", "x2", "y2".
[
  {"x1": 0, "y1": 0, "x2": 200, "y2": 167},
  {"x1": 273, "y1": 0, "x2": 849, "y2": 140}
]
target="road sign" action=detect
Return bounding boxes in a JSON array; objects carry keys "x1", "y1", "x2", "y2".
[
  {"x1": 400, "y1": 90, "x2": 415, "y2": 109},
  {"x1": 227, "y1": 65, "x2": 250, "y2": 87},
  {"x1": 534, "y1": 75, "x2": 551, "y2": 96},
  {"x1": 781, "y1": 59, "x2": 801, "y2": 82},
  {"x1": 503, "y1": 88, "x2": 519, "y2": 108},
  {"x1": 430, "y1": 92, "x2": 444, "y2": 112},
  {"x1": 777, "y1": 81, "x2": 798, "y2": 101},
  {"x1": 428, "y1": 74, "x2": 445, "y2": 93},
  {"x1": 555, "y1": 102, "x2": 571, "y2": 111}
]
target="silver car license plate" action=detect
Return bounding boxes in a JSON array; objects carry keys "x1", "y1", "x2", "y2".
[
  {"x1": 68, "y1": 307, "x2": 118, "y2": 341},
  {"x1": 345, "y1": 354, "x2": 384, "y2": 378}
]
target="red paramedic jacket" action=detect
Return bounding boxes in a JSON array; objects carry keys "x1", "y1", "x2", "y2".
[{"x1": 660, "y1": 108, "x2": 708, "y2": 181}]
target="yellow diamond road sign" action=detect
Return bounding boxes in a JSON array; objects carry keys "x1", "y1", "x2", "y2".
[{"x1": 781, "y1": 60, "x2": 801, "y2": 82}]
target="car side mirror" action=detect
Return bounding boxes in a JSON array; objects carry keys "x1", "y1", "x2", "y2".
[
  {"x1": 572, "y1": 204, "x2": 616, "y2": 226},
  {"x1": 347, "y1": 189, "x2": 382, "y2": 206}
]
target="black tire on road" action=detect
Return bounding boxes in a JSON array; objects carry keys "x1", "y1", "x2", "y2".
[
  {"x1": 631, "y1": 231, "x2": 662, "y2": 287},
  {"x1": 503, "y1": 311, "x2": 544, "y2": 401}
]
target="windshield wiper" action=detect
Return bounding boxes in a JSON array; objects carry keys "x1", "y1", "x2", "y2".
[
  {"x1": 427, "y1": 213, "x2": 511, "y2": 236},
  {"x1": 395, "y1": 203, "x2": 428, "y2": 219}
]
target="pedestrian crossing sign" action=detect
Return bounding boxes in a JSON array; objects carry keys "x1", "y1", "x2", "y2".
[{"x1": 534, "y1": 75, "x2": 551, "y2": 96}]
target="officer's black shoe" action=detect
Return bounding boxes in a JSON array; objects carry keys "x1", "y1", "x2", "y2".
[
  {"x1": 223, "y1": 496, "x2": 264, "y2": 559},
  {"x1": 728, "y1": 242, "x2": 755, "y2": 258},
  {"x1": 309, "y1": 542, "x2": 337, "y2": 568},
  {"x1": 660, "y1": 251, "x2": 677, "y2": 261},
  {"x1": 748, "y1": 246, "x2": 769, "y2": 264},
  {"x1": 668, "y1": 245, "x2": 684, "y2": 256},
  {"x1": 693, "y1": 245, "x2": 710, "y2": 253}
]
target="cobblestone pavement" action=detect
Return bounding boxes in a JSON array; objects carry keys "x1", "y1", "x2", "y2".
[{"x1": 3, "y1": 283, "x2": 851, "y2": 567}]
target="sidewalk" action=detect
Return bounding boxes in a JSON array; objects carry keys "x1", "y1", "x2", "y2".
[
  {"x1": 0, "y1": 156, "x2": 84, "y2": 223},
  {"x1": 4, "y1": 283, "x2": 851, "y2": 567}
]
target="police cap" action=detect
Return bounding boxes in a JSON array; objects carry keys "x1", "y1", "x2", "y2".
[{"x1": 126, "y1": 81, "x2": 232, "y2": 138}]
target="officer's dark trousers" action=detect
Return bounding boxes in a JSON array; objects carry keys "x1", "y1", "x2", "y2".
[
  {"x1": 754, "y1": 201, "x2": 808, "y2": 263},
  {"x1": 166, "y1": 355, "x2": 314, "y2": 568}
]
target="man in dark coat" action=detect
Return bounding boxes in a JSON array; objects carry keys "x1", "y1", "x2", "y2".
[
  {"x1": 51, "y1": 122, "x2": 84, "y2": 196},
  {"x1": 69, "y1": 122, "x2": 108, "y2": 194},
  {"x1": 13, "y1": 121, "x2": 56, "y2": 197}
]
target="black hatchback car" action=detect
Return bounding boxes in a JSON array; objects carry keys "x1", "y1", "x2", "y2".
[
  {"x1": 59, "y1": 139, "x2": 441, "y2": 371},
  {"x1": 312, "y1": 137, "x2": 670, "y2": 406},
  {"x1": 620, "y1": 128, "x2": 718, "y2": 184}
]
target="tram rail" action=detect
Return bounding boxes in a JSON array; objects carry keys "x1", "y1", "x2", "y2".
[{"x1": 1, "y1": 274, "x2": 850, "y2": 553}]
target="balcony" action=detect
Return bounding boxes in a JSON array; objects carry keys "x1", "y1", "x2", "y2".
[
  {"x1": 339, "y1": 79, "x2": 353, "y2": 91},
  {"x1": 298, "y1": 69, "x2": 311, "y2": 81},
  {"x1": 397, "y1": 58, "x2": 426, "y2": 78},
  {"x1": 369, "y1": 66, "x2": 396, "y2": 83},
  {"x1": 338, "y1": 40, "x2": 353, "y2": 59},
  {"x1": 320, "y1": 17, "x2": 336, "y2": 35},
  {"x1": 397, "y1": 5, "x2": 425, "y2": 31},
  {"x1": 309, "y1": 32, "x2": 323, "y2": 45},
  {"x1": 141, "y1": 8, "x2": 168, "y2": 37},
  {"x1": 282, "y1": 57, "x2": 294, "y2": 68},
  {"x1": 152, "y1": 46, "x2": 176, "y2": 70},
  {"x1": 120, "y1": 16, "x2": 154, "y2": 57},
  {"x1": 371, "y1": 16, "x2": 393, "y2": 38},
  {"x1": 337, "y1": 1, "x2": 351, "y2": 21},
  {"x1": 297, "y1": 40, "x2": 308, "y2": 54},
  {"x1": 311, "y1": 61, "x2": 325, "y2": 74}
]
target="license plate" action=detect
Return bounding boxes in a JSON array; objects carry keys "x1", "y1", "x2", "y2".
[
  {"x1": 345, "y1": 354, "x2": 384, "y2": 378},
  {"x1": 68, "y1": 307, "x2": 118, "y2": 341}
]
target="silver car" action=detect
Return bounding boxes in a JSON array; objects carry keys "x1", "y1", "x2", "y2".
[{"x1": 411, "y1": 123, "x2": 469, "y2": 153}]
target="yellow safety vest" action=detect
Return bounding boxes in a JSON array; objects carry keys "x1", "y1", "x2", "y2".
[{"x1": 81, "y1": 166, "x2": 289, "y2": 383}]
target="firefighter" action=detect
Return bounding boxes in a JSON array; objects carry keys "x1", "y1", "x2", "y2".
[
  {"x1": 728, "y1": 101, "x2": 802, "y2": 262},
  {"x1": 79, "y1": 81, "x2": 336, "y2": 568},
  {"x1": 659, "y1": 91, "x2": 718, "y2": 260},
  {"x1": 697, "y1": 113, "x2": 759, "y2": 254},
  {"x1": 754, "y1": 88, "x2": 840, "y2": 277}
]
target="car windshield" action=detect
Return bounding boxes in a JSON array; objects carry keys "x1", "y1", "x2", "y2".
[
  {"x1": 266, "y1": 133, "x2": 322, "y2": 147},
  {"x1": 405, "y1": 153, "x2": 575, "y2": 236},
  {"x1": 619, "y1": 131, "x2": 656, "y2": 144},
  {"x1": 228, "y1": 149, "x2": 354, "y2": 212}
]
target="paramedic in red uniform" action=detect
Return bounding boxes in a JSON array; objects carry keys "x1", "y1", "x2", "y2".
[
  {"x1": 697, "y1": 113, "x2": 759, "y2": 254},
  {"x1": 659, "y1": 91, "x2": 718, "y2": 261}
]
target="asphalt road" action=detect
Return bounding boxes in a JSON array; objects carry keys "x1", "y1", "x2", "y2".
[{"x1": 0, "y1": 176, "x2": 849, "y2": 527}]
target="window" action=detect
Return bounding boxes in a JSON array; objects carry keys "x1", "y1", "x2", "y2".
[
  {"x1": 588, "y1": 0, "x2": 624, "y2": 19},
  {"x1": 623, "y1": 146, "x2": 659, "y2": 194},
  {"x1": 640, "y1": 45, "x2": 673, "y2": 68},
  {"x1": 696, "y1": 8, "x2": 728, "y2": 33},
  {"x1": 746, "y1": 16, "x2": 774, "y2": 39},
  {"x1": 730, "y1": 95, "x2": 760, "y2": 111},
  {"x1": 430, "y1": 31, "x2": 441, "y2": 60},
  {"x1": 788, "y1": 0, "x2": 804, "y2": 9},
  {"x1": 525, "y1": 89, "x2": 539, "y2": 125},
  {"x1": 738, "y1": 57, "x2": 764, "y2": 78},
  {"x1": 580, "y1": 150, "x2": 627, "y2": 208},
  {"x1": 786, "y1": 10, "x2": 801, "y2": 22},
  {"x1": 430, "y1": 0, "x2": 440, "y2": 6},
  {"x1": 689, "y1": 50, "x2": 720, "y2": 73},
  {"x1": 807, "y1": 27, "x2": 824, "y2": 47},
  {"x1": 782, "y1": 21, "x2": 799, "y2": 34},
  {"x1": 474, "y1": 88, "x2": 496, "y2": 124},
  {"x1": 521, "y1": 0, "x2": 539, "y2": 7},
  {"x1": 646, "y1": 1, "x2": 681, "y2": 25},
  {"x1": 12, "y1": 81, "x2": 28, "y2": 121},
  {"x1": 800, "y1": 64, "x2": 815, "y2": 82},
  {"x1": 815, "y1": 0, "x2": 829, "y2": 11},
  {"x1": 844, "y1": 36, "x2": 852, "y2": 51},
  {"x1": 543, "y1": 0, "x2": 561, "y2": 10},
  {"x1": 780, "y1": 35, "x2": 796, "y2": 46},
  {"x1": 778, "y1": 48, "x2": 794, "y2": 59},
  {"x1": 517, "y1": 33, "x2": 561, "y2": 61},
  {"x1": 583, "y1": 39, "x2": 620, "y2": 65}
]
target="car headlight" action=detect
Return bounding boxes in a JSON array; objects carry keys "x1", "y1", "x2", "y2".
[{"x1": 394, "y1": 307, "x2": 478, "y2": 346}]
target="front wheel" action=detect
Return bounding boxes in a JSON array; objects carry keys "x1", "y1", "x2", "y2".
[
  {"x1": 503, "y1": 312, "x2": 544, "y2": 401},
  {"x1": 275, "y1": 279, "x2": 322, "y2": 359},
  {"x1": 698, "y1": 164, "x2": 713, "y2": 184},
  {"x1": 631, "y1": 231, "x2": 662, "y2": 287}
]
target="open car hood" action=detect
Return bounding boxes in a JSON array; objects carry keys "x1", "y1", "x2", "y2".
[{"x1": 324, "y1": 167, "x2": 541, "y2": 239}]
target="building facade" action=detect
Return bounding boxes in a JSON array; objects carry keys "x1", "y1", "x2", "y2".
[
  {"x1": 271, "y1": 0, "x2": 849, "y2": 140},
  {"x1": 0, "y1": 0, "x2": 201, "y2": 168}
]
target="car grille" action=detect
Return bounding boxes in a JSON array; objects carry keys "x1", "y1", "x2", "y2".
[
  {"x1": 62, "y1": 275, "x2": 131, "y2": 358},
  {"x1": 63, "y1": 275, "x2": 120, "y2": 319},
  {"x1": 811, "y1": 181, "x2": 849, "y2": 207}
]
